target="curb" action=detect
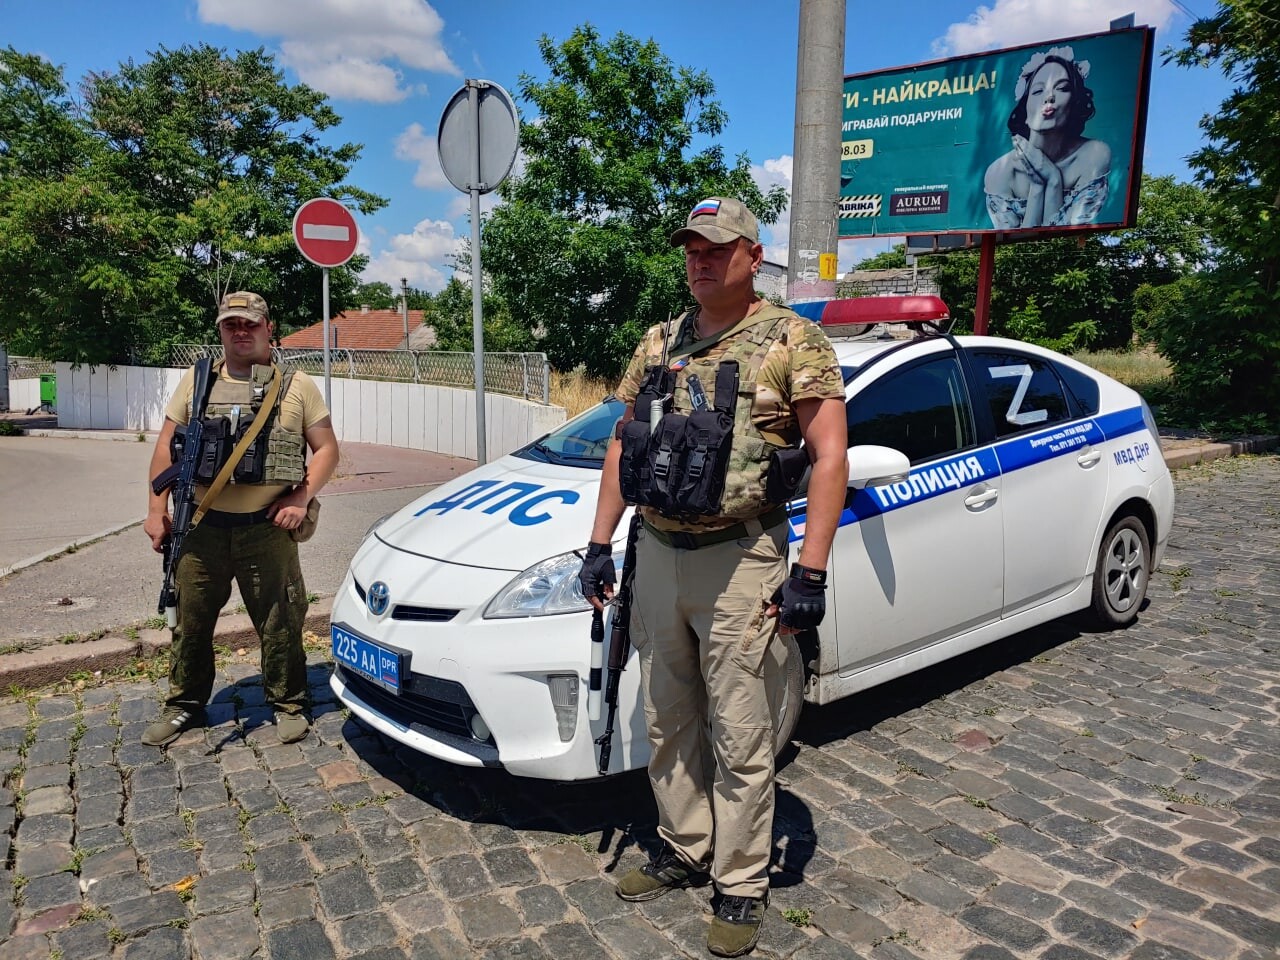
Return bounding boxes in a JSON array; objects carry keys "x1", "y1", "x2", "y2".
[
  {"x1": 0, "y1": 519, "x2": 144, "y2": 580},
  {"x1": 1159, "y1": 434, "x2": 1278, "y2": 470},
  {"x1": 0, "y1": 598, "x2": 333, "y2": 692}
]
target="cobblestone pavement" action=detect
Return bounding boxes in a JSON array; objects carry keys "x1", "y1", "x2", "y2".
[{"x1": 1, "y1": 456, "x2": 1277, "y2": 960}]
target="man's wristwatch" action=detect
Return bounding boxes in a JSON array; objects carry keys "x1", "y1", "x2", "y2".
[{"x1": 790, "y1": 563, "x2": 827, "y2": 586}]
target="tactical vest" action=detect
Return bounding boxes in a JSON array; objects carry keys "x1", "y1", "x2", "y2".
[
  {"x1": 173, "y1": 362, "x2": 306, "y2": 486},
  {"x1": 618, "y1": 305, "x2": 807, "y2": 521}
]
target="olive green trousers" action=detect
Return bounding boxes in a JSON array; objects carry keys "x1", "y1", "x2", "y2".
[
  {"x1": 167, "y1": 520, "x2": 308, "y2": 716},
  {"x1": 630, "y1": 519, "x2": 789, "y2": 899}
]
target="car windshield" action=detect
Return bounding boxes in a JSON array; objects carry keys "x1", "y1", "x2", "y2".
[{"x1": 514, "y1": 398, "x2": 624, "y2": 468}]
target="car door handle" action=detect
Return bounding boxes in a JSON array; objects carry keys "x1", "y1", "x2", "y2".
[
  {"x1": 964, "y1": 486, "x2": 998, "y2": 509},
  {"x1": 1077, "y1": 448, "x2": 1102, "y2": 468}
]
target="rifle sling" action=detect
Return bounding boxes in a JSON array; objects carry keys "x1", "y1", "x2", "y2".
[{"x1": 191, "y1": 368, "x2": 284, "y2": 530}]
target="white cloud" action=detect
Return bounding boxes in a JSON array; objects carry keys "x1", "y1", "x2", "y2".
[
  {"x1": 444, "y1": 193, "x2": 501, "y2": 220},
  {"x1": 752, "y1": 154, "x2": 793, "y2": 267},
  {"x1": 361, "y1": 217, "x2": 463, "y2": 292},
  {"x1": 934, "y1": 0, "x2": 1177, "y2": 55},
  {"x1": 198, "y1": 0, "x2": 459, "y2": 102},
  {"x1": 395, "y1": 123, "x2": 450, "y2": 189}
]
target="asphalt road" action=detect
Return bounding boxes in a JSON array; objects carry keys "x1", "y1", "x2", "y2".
[
  {"x1": 0, "y1": 435, "x2": 154, "y2": 572},
  {"x1": 0, "y1": 432, "x2": 465, "y2": 642}
]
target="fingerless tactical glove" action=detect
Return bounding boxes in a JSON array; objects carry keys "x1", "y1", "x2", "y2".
[
  {"x1": 577, "y1": 542, "x2": 616, "y2": 599},
  {"x1": 773, "y1": 564, "x2": 827, "y2": 629}
]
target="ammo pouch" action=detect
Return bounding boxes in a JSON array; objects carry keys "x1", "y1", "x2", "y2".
[
  {"x1": 765, "y1": 446, "x2": 810, "y2": 503},
  {"x1": 618, "y1": 366, "x2": 672, "y2": 504},
  {"x1": 172, "y1": 417, "x2": 233, "y2": 485},
  {"x1": 231, "y1": 420, "x2": 267, "y2": 484},
  {"x1": 619, "y1": 362, "x2": 739, "y2": 518}
]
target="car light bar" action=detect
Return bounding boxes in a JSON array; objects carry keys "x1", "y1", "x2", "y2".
[{"x1": 791, "y1": 294, "x2": 951, "y2": 330}]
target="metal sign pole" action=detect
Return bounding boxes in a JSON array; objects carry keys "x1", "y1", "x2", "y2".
[
  {"x1": 437, "y1": 78, "x2": 517, "y2": 464},
  {"x1": 469, "y1": 80, "x2": 488, "y2": 465},
  {"x1": 322, "y1": 267, "x2": 332, "y2": 410}
]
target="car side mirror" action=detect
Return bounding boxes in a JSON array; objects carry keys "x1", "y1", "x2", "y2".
[{"x1": 847, "y1": 445, "x2": 910, "y2": 489}]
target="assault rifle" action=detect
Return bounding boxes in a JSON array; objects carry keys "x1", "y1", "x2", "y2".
[
  {"x1": 151, "y1": 356, "x2": 214, "y2": 628},
  {"x1": 594, "y1": 511, "x2": 642, "y2": 775}
]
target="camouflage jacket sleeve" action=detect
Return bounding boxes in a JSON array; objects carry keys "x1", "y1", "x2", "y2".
[
  {"x1": 782, "y1": 316, "x2": 844, "y2": 402},
  {"x1": 613, "y1": 323, "x2": 669, "y2": 406}
]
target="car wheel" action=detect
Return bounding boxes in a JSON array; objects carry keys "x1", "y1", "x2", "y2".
[
  {"x1": 766, "y1": 632, "x2": 805, "y2": 754},
  {"x1": 1091, "y1": 515, "x2": 1150, "y2": 628}
]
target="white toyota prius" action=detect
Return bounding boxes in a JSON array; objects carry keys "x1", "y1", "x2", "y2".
[{"x1": 330, "y1": 297, "x2": 1175, "y2": 781}]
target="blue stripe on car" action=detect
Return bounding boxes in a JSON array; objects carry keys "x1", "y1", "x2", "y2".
[{"x1": 786, "y1": 405, "x2": 1150, "y2": 541}]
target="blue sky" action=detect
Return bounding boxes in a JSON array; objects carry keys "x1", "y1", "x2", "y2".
[{"x1": 6, "y1": 0, "x2": 1225, "y2": 290}]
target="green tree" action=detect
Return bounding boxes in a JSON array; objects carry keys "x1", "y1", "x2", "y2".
[
  {"x1": 1150, "y1": 2, "x2": 1280, "y2": 429},
  {"x1": 425, "y1": 278, "x2": 535, "y2": 353},
  {"x1": 0, "y1": 44, "x2": 386, "y2": 364},
  {"x1": 480, "y1": 25, "x2": 787, "y2": 376},
  {"x1": 0, "y1": 49, "x2": 160, "y2": 362},
  {"x1": 346, "y1": 281, "x2": 435, "y2": 316},
  {"x1": 869, "y1": 176, "x2": 1215, "y2": 349}
]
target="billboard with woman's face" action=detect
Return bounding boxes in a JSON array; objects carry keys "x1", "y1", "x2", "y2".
[{"x1": 838, "y1": 27, "x2": 1153, "y2": 238}]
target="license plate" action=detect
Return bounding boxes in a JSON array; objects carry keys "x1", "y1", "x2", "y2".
[{"x1": 332, "y1": 623, "x2": 408, "y2": 695}]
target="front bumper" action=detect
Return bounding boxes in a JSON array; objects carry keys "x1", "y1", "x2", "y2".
[{"x1": 329, "y1": 543, "x2": 647, "y2": 781}]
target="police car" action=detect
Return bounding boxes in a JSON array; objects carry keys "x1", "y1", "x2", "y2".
[{"x1": 330, "y1": 296, "x2": 1174, "y2": 781}]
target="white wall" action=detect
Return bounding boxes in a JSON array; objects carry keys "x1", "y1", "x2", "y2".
[
  {"x1": 8, "y1": 378, "x2": 43, "y2": 413},
  {"x1": 54, "y1": 364, "x2": 567, "y2": 459}
]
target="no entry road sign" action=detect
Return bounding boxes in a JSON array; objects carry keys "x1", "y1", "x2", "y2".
[{"x1": 292, "y1": 198, "x2": 358, "y2": 268}]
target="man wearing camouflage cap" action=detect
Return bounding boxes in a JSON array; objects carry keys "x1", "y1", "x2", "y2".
[
  {"x1": 142, "y1": 291, "x2": 339, "y2": 747},
  {"x1": 579, "y1": 197, "x2": 848, "y2": 956}
]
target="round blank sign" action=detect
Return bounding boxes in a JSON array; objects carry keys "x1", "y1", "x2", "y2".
[{"x1": 437, "y1": 80, "x2": 519, "y2": 194}]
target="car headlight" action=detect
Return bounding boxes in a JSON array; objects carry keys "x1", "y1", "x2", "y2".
[
  {"x1": 362, "y1": 512, "x2": 394, "y2": 543},
  {"x1": 484, "y1": 548, "x2": 623, "y2": 619}
]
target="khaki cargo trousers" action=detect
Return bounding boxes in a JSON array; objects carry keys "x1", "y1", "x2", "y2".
[
  {"x1": 631, "y1": 518, "x2": 789, "y2": 899},
  {"x1": 167, "y1": 520, "x2": 309, "y2": 716}
]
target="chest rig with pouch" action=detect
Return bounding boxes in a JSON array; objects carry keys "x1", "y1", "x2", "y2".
[
  {"x1": 617, "y1": 306, "x2": 807, "y2": 521},
  {"x1": 171, "y1": 362, "x2": 306, "y2": 486}
]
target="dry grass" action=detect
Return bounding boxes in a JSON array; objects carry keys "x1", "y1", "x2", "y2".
[
  {"x1": 1071, "y1": 345, "x2": 1173, "y2": 397},
  {"x1": 550, "y1": 369, "x2": 615, "y2": 417}
]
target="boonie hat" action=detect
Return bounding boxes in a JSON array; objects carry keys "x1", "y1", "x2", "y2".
[
  {"x1": 670, "y1": 196, "x2": 760, "y2": 247},
  {"x1": 217, "y1": 291, "x2": 270, "y2": 325}
]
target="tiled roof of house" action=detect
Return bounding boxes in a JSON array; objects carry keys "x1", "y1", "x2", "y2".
[{"x1": 280, "y1": 308, "x2": 427, "y2": 350}]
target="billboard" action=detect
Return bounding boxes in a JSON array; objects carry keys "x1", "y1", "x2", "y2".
[{"x1": 839, "y1": 27, "x2": 1154, "y2": 238}]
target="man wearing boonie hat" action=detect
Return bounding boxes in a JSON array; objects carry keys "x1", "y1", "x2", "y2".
[
  {"x1": 579, "y1": 197, "x2": 848, "y2": 956},
  {"x1": 142, "y1": 291, "x2": 339, "y2": 748}
]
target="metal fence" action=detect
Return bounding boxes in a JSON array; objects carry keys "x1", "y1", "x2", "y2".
[
  {"x1": 169, "y1": 345, "x2": 551, "y2": 403},
  {"x1": 7, "y1": 356, "x2": 55, "y2": 379}
]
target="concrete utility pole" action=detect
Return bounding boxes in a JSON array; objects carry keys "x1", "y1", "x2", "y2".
[{"x1": 787, "y1": 0, "x2": 846, "y2": 304}]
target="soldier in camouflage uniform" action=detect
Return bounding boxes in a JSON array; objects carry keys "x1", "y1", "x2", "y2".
[
  {"x1": 142, "y1": 291, "x2": 340, "y2": 747},
  {"x1": 579, "y1": 198, "x2": 848, "y2": 957}
]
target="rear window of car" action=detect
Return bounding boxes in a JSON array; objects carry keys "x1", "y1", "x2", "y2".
[{"x1": 1054, "y1": 362, "x2": 1101, "y2": 416}]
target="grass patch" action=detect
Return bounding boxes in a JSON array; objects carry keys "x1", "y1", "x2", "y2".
[
  {"x1": 781, "y1": 907, "x2": 812, "y2": 927},
  {"x1": 1072, "y1": 346, "x2": 1173, "y2": 401},
  {"x1": 0, "y1": 422, "x2": 25, "y2": 437},
  {"x1": 1167, "y1": 565, "x2": 1192, "y2": 591}
]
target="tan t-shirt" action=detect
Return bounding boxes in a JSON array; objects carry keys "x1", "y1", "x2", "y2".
[
  {"x1": 615, "y1": 305, "x2": 844, "y2": 531},
  {"x1": 164, "y1": 365, "x2": 329, "y2": 513}
]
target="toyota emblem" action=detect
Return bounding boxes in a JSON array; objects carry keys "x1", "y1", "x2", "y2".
[{"x1": 367, "y1": 581, "x2": 391, "y2": 617}]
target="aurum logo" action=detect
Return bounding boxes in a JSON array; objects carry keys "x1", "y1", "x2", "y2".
[{"x1": 890, "y1": 191, "x2": 949, "y2": 215}]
